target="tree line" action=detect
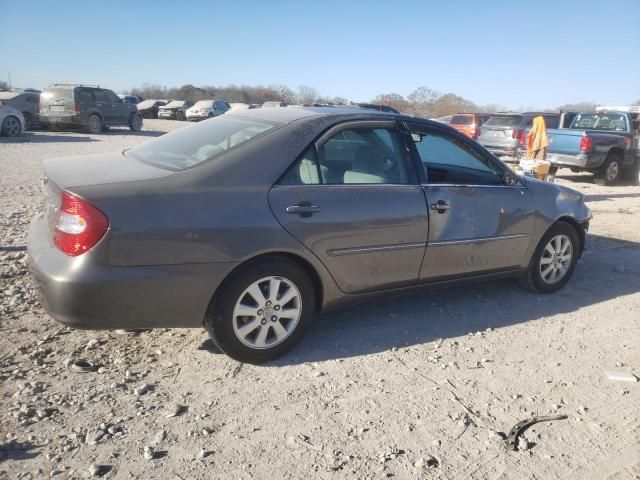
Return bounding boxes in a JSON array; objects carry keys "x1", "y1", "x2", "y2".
[{"x1": 126, "y1": 83, "x2": 640, "y2": 117}]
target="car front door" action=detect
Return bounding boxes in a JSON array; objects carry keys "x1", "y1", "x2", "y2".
[
  {"x1": 105, "y1": 90, "x2": 127, "y2": 124},
  {"x1": 268, "y1": 121, "x2": 428, "y2": 294},
  {"x1": 406, "y1": 122, "x2": 535, "y2": 281}
]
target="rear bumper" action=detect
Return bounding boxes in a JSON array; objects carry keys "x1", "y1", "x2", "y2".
[
  {"x1": 39, "y1": 114, "x2": 84, "y2": 126},
  {"x1": 27, "y1": 214, "x2": 237, "y2": 329},
  {"x1": 158, "y1": 111, "x2": 178, "y2": 119},
  {"x1": 546, "y1": 153, "x2": 602, "y2": 170},
  {"x1": 186, "y1": 115, "x2": 211, "y2": 122}
]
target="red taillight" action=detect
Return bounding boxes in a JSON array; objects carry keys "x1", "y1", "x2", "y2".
[
  {"x1": 580, "y1": 135, "x2": 592, "y2": 153},
  {"x1": 54, "y1": 191, "x2": 108, "y2": 256},
  {"x1": 470, "y1": 124, "x2": 478, "y2": 139}
]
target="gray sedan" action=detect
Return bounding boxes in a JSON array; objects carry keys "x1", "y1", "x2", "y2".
[{"x1": 28, "y1": 107, "x2": 592, "y2": 363}]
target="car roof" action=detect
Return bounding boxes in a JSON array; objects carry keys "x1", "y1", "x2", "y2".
[{"x1": 228, "y1": 105, "x2": 406, "y2": 124}]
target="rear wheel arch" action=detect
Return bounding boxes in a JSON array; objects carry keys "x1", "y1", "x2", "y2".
[{"x1": 210, "y1": 252, "x2": 324, "y2": 317}]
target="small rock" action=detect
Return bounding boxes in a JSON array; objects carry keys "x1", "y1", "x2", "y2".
[
  {"x1": 85, "y1": 430, "x2": 105, "y2": 445},
  {"x1": 143, "y1": 446, "x2": 155, "y2": 460},
  {"x1": 134, "y1": 384, "x2": 151, "y2": 396},
  {"x1": 312, "y1": 371, "x2": 325, "y2": 378},
  {"x1": 153, "y1": 429, "x2": 166, "y2": 444},
  {"x1": 86, "y1": 339, "x2": 100, "y2": 349},
  {"x1": 196, "y1": 449, "x2": 210, "y2": 460},
  {"x1": 164, "y1": 403, "x2": 184, "y2": 418},
  {"x1": 88, "y1": 463, "x2": 105, "y2": 477}
]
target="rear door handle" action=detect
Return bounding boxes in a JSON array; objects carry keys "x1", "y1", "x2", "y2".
[
  {"x1": 286, "y1": 204, "x2": 320, "y2": 215},
  {"x1": 430, "y1": 200, "x2": 451, "y2": 213}
]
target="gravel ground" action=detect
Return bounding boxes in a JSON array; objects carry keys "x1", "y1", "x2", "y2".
[{"x1": 1, "y1": 120, "x2": 639, "y2": 479}]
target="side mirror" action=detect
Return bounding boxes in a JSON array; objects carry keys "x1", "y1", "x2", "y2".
[{"x1": 503, "y1": 172, "x2": 519, "y2": 186}]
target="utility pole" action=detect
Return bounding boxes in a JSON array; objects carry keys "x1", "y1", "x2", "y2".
[{"x1": 8, "y1": 72, "x2": 11, "y2": 88}]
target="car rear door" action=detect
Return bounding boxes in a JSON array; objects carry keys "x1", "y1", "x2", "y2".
[
  {"x1": 105, "y1": 90, "x2": 127, "y2": 124},
  {"x1": 93, "y1": 89, "x2": 112, "y2": 124},
  {"x1": 405, "y1": 121, "x2": 535, "y2": 280},
  {"x1": 268, "y1": 120, "x2": 428, "y2": 294}
]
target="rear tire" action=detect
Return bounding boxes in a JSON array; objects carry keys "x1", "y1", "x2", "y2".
[
  {"x1": 518, "y1": 221, "x2": 580, "y2": 293},
  {"x1": 1, "y1": 115, "x2": 22, "y2": 137},
  {"x1": 129, "y1": 113, "x2": 142, "y2": 132},
  {"x1": 87, "y1": 114, "x2": 102, "y2": 134},
  {"x1": 594, "y1": 153, "x2": 622, "y2": 185},
  {"x1": 204, "y1": 257, "x2": 316, "y2": 364}
]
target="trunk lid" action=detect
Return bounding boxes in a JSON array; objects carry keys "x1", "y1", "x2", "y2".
[{"x1": 544, "y1": 129, "x2": 585, "y2": 155}]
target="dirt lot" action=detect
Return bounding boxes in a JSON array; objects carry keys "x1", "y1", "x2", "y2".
[{"x1": 1, "y1": 120, "x2": 639, "y2": 480}]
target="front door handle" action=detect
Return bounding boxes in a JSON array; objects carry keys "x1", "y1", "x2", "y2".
[
  {"x1": 286, "y1": 203, "x2": 320, "y2": 215},
  {"x1": 430, "y1": 200, "x2": 451, "y2": 213}
]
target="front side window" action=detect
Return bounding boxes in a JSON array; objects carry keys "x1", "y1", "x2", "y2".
[
  {"x1": 411, "y1": 129, "x2": 503, "y2": 185},
  {"x1": 126, "y1": 116, "x2": 276, "y2": 171}
]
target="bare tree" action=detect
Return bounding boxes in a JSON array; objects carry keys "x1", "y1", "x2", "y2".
[
  {"x1": 270, "y1": 84, "x2": 297, "y2": 104},
  {"x1": 297, "y1": 85, "x2": 320, "y2": 105},
  {"x1": 371, "y1": 93, "x2": 411, "y2": 113},
  {"x1": 556, "y1": 102, "x2": 597, "y2": 112}
]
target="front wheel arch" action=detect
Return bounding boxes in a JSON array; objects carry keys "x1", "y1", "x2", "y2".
[{"x1": 554, "y1": 216, "x2": 586, "y2": 257}]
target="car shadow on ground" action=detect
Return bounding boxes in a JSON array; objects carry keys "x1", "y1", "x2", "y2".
[
  {"x1": 0, "y1": 133, "x2": 99, "y2": 143},
  {"x1": 557, "y1": 172, "x2": 639, "y2": 187},
  {"x1": 270, "y1": 234, "x2": 640, "y2": 366}
]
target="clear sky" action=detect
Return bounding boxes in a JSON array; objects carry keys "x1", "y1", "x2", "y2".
[{"x1": 1, "y1": 0, "x2": 639, "y2": 109}]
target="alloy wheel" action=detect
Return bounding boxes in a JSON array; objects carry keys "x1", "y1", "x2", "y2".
[
  {"x1": 605, "y1": 161, "x2": 620, "y2": 183},
  {"x1": 539, "y1": 234, "x2": 573, "y2": 284},
  {"x1": 4, "y1": 117, "x2": 21, "y2": 137},
  {"x1": 232, "y1": 276, "x2": 302, "y2": 349}
]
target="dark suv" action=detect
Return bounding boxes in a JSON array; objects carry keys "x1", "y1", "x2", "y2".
[
  {"x1": 478, "y1": 112, "x2": 560, "y2": 158},
  {"x1": 39, "y1": 84, "x2": 142, "y2": 134}
]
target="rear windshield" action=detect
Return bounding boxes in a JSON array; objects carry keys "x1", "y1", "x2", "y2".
[
  {"x1": 483, "y1": 115, "x2": 522, "y2": 127},
  {"x1": 126, "y1": 116, "x2": 277, "y2": 171},
  {"x1": 40, "y1": 88, "x2": 74, "y2": 103},
  {"x1": 570, "y1": 113, "x2": 627, "y2": 131},
  {"x1": 450, "y1": 115, "x2": 473, "y2": 125},
  {"x1": 137, "y1": 99, "x2": 157, "y2": 109}
]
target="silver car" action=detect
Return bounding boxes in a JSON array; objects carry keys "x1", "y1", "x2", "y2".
[
  {"x1": 478, "y1": 112, "x2": 560, "y2": 158},
  {"x1": 0, "y1": 104, "x2": 25, "y2": 137},
  {"x1": 28, "y1": 107, "x2": 591, "y2": 363},
  {"x1": 0, "y1": 90, "x2": 39, "y2": 129}
]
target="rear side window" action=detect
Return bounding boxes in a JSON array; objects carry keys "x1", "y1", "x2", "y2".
[
  {"x1": 94, "y1": 90, "x2": 109, "y2": 102},
  {"x1": 278, "y1": 127, "x2": 409, "y2": 185},
  {"x1": 570, "y1": 113, "x2": 628, "y2": 131},
  {"x1": 484, "y1": 115, "x2": 522, "y2": 127},
  {"x1": 126, "y1": 116, "x2": 276, "y2": 171},
  {"x1": 451, "y1": 115, "x2": 473, "y2": 125},
  {"x1": 76, "y1": 89, "x2": 94, "y2": 102}
]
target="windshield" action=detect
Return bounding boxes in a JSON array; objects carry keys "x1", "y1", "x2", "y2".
[
  {"x1": 126, "y1": 116, "x2": 277, "y2": 171},
  {"x1": 484, "y1": 115, "x2": 522, "y2": 127},
  {"x1": 164, "y1": 101, "x2": 184, "y2": 108},
  {"x1": 194, "y1": 100, "x2": 214, "y2": 108},
  {"x1": 570, "y1": 112, "x2": 627, "y2": 131},
  {"x1": 451, "y1": 115, "x2": 473, "y2": 125}
]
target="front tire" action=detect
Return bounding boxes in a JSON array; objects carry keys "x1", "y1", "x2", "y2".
[
  {"x1": 594, "y1": 153, "x2": 622, "y2": 185},
  {"x1": 129, "y1": 113, "x2": 142, "y2": 132},
  {"x1": 519, "y1": 221, "x2": 580, "y2": 293},
  {"x1": 204, "y1": 258, "x2": 316, "y2": 364}
]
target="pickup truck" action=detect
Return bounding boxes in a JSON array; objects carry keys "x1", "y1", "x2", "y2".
[{"x1": 543, "y1": 109, "x2": 640, "y2": 185}]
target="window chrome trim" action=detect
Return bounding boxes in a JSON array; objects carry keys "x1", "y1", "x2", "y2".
[
  {"x1": 328, "y1": 241, "x2": 426, "y2": 257},
  {"x1": 421, "y1": 183, "x2": 526, "y2": 189},
  {"x1": 428, "y1": 233, "x2": 529, "y2": 247}
]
